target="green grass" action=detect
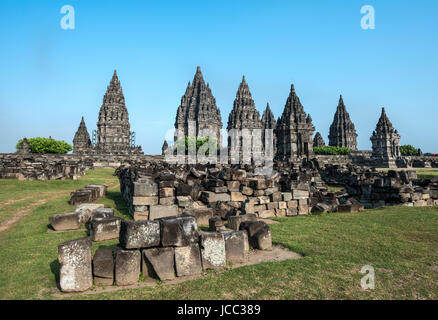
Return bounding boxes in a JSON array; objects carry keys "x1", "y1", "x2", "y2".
[
  {"x1": 0, "y1": 169, "x2": 437, "y2": 300},
  {"x1": 377, "y1": 168, "x2": 438, "y2": 180}
]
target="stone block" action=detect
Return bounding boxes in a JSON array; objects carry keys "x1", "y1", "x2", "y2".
[
  {"x1": 92, "y1": 248, "x2": 114, "y2": 281},
  {"x1": 58, "y1": 237, "x2": 92, "y2": 292},
  {"x1": 176, "y1": 183, "x2": 192, "y2": 196},
  {"x1": 258, "y1": 209, "x2": 275, "y2": 219},
  {"x1": 282, "y1": 192, "x2": 293, "y2": 201},
  {"x1": 174, "y1": 244, "x2": 202, "y2": 277},
  {"x1": 241, "y1": 186, "x2": 253, "y2": 196},
  {"x1": 227, "y1": 181, "x2": 241, "y2": 192},
  {"x1": 160, "y1": 215, "x2": 199, "y2": 247},
  {"x1": 119, "y1": 220, "x2": 160, "y2": 249},
  {"x1": 220, "y1": 230, "x2": 248, "y2": 263},
  {"x1": 275, "y1": 208, "x2": 286, "y2": 217},
  {"x1": 227, "y1": 214, "x2": 257, "y2": 230},
  {"x1": 149, "y1": 205, "x2": 179, "y2": 220},
  {"x1": 199, "y1": 232, "x2": 226, "y2": 269},
  {"x1": 75, "y1": 203, "x2": 104, "y2": 224},
  {"x1": 267, "y1": 202, "x2": 278, "y2": 210},
  {"x1": 239, "y1": 221, "x2": 272, "y2": 250},
  {"x1": 159, "y1": 197, "x2": 175, "y2": 206},
  {"x1": 211, "y1": 186, "x2": 228, "y2": 193},
  {"x1": 270, "y1": 192, "x2": 282, "y2": 202},
  {"x1": 133, "y1": 211, "x2": 149, "y2": 221},
  {"x1": 287, "y1": 200, "x2": 298, "y2": 208},
  {"x1": 133, "y1": 181, "x2": 158, "y2": 197},
  {"x1": 215, "y1": 202, "x2": 236, "y2": 219},
  {"x1": 115, "y1": 247, "x2": 140, "y2": 286},
  {"x1": 209, "y1": 217, "x2": 225, "y2": 231},
  {"x1": 49, "y1": 212, "x2": 80, "y2": 231},
  {"x1": 159, "y1": 188, "x2": 175, "y2": 198},
  {"x1": 183, "y1": 207, "x2": 214, "y2": 225},
  {"x1": 90, "y1": 217, "x2": 122, "y2": 242},
  {"x1": 132, "y1": 196, "x2": 158, "y2": 206},
  {"x1": 176, "y1": 196, "x2": 193, "y2": 207},
  {"x1": 142, "y1": 247, "x2": 175, "y2": 281},
  {"x1": 232, "y1": 169, "x2": 247, "y2": 181},
  {"x1": 292, "y1": 189, "x2": 309, "y2": 200},
  {"x1": 278, "y1": 201, "x2": 287, "y2": 209},
  {"x1": 200, "y1": 191, "x2": 231, "y2": 203},
  {"x1": 231, "y1": 192, "x2": 246, "y2": 202}
]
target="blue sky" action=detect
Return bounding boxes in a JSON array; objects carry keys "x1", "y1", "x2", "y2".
[{"x1": 0, "y1": 0, "x2": 437, "y2": 154}]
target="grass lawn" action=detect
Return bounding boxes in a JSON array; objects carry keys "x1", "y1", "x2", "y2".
[
  {"x1": 0, "y1": 169, "x2": 437, "y2": 300},
  {"x1": 377, "y1": 168, "x2": 438, "y2": 180}
]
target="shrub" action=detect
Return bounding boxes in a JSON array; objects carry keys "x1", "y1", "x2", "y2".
[
  {"x1": 173, "y1": 136, "x2": 217, "y2": 155},
  {"x1": 400, "y1": 145, "x2": 421, "y2": 156},
  {"x1": 16, "y1": 137, "x2": 72, "y2": 154},
  {"x1": 313, "y1": 146, "x2": 351, "y2": 156}
]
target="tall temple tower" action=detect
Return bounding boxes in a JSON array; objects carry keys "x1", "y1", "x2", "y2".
[
  {"x1": 73, "y1": 117, "x2": 92, "y2": 154},
  {"x1": 227, "y1": 76, "x2": 263, "y2": 158},
  {"x1": 261, "y1": 103, "x2": 276, "y2": 155},
  {"x1": 174, "y1": 67, "x2": 222, "y2": 144},
  {"x1": 370, "y1": 107, "x2": 401, "y2": 168},
  {"x1": 96, "y1": 70, "x2": 133, "y2": 154},
  {"x1": 275, "y1": 84, "x2": 315, "y2": 161},
  {"x1": 328, "y1": 95, "x2": 358, "y2": 151},
  {"x1": 313, "y1": 132, "x2": 326, "y2": 147}
]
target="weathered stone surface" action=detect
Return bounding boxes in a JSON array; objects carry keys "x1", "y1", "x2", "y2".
[
  {"x1": 220, "y1": 230, "x2": 248, "y2": 263},
  {"x1": 85, "y1": 184, "x2": 107, "y2": 198},
  {"x1": 160, "y1": 215, "x2": 199, "y2": 247},
  {"x1": 50, "y1": 212, "x2": 80, "y2": 231},
  {"x1": 132, "y1": 196, "x2": 158, "y2": 206},
  {"x1": 133, "y1": 181, "x2": 158, "y2": 197},
  {"x1": 313, "y1": 132, "x2": 326, "y2": 148},
  {"x1": 58, "y1": 237, "x2": 92, "y2": 292},
  {"x1": 182, "y1": 207, "x2": 214, "y2": 225},
  {"x1": 174, "y1": 244, "x2": 203, "y2": 277},
  {"x1": 228, "y1": 214, "x2": 257, "y2": 230},
  {"x1": 215, "y1": 202, "x2": 236, "y2": 219},
  {"x1": 199, "y1": 232, "x2": 226, "y2": 269},
  {"x1": 115, "y1": 247, "x2": 141, "y2": 286},
  {"x1": 92, "y1": 248, "x2": 114, "y2": 281},
  {"x1": 159, "y1": 187, "x2": 175, "y2": 198},
  {"x1": 119, "y1": 220, "x2": 160, "y2": 249},
  {"x1": 90, "y1": 217, "x2": 122, "y2": 242},
  {"x1": 226, "y1": 181, "x2": 240, "y2": 192},
  {"x1": 73, "y1": 117, "x2": 92, "y2": 154},
  {"x1": 292, "y1": 189, "x2": 309, "y2": 200},
  {"x1": 176, "y1": 196, "x2": 192, "y2": 207},
  {"x1": 209, "y1": 217, "x2": 225, "y2": 231},
  {"x1": 75, "y1": 203, "x2": 104, "y2": 224},
  {"x1": 200, "y1": 191, "x2": 231, "y2": 203},
  {"x1": 239, "y1": 221, "x2": 272, "y2": 250},
  {"x1": 142, "y1": 247, "x2": 175, "y2": 281},
  {"x1": 159, "y1": 197, "x2": 175, "y2": 206},
  {"x1": 230, "y1": 192, "x2": 246, "y2": 202},
  {"x1": 149, "y1": 205, "x2": 179, "y2": 220}
]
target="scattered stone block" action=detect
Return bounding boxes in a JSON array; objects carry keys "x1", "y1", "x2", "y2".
[
  {"x1": 174, "y1": 244, "x2": 202, "y2": 276},
  {"x1": 49, "y1": 212, "x2": 80, "y2": 231},
  {"x1": 142, "y1": 247, "x2": 175, "y2": 281},
  {"x1": 159, "y1": 197, "x2": 175, "y2": 206},
  {"x1": 209, "y1": 217, "x2": 225, "y2": 231},
  {"x1": 58, "y1": 237, "x2": 92, "y2": 292},
  {"x1": 159, "y1": 188, "x2": 175, "y2": 198},
  {"x1": 199, "y1": 232, "x2": 226, "y2": 269},
  {"x1": 292, "y1": 189, "x2": 309, "y2": 200},
  {"x1": 239, "y1": 221, "x2": 272, "y2": 250},
  {"x1": 220, "y1": 230, "x2": 248, "y2": 263},
  {"x1": 133, "y1": 181, "x2": 158, "y2": 197},
  {"x1": 231, "y1": 192, "x2": 246, "y2": 202},
  {"x1": 132, "y1": 196, "x2": 158, "y2": 206},
  {"x1": 85, "y1": 184, "x2": 107, "y2": 198},
  {"x1": 149, "y1": 205, "x2": 179, "y2": 220},
  {"x1": 75, "y1": 203, "x2": 104, "y2": 224},
  {"x1": 92, "y1": 248, "x2": 114, "y2": 285},
  {"x1": 115, "y1": 247, "x2": 141, "y2": 286},
  {"x1": 200, "y1": 191, "x2": 231, "y2": 203},
  {"x1": 90, "y1": 217, "x2": 122, "y2": 242},
  {"x1": 176, "y1": 196, "x2": 192, "y2": 207},
  {"x1": 227, "y1": 181, "x2": 240, "y2": 192},
  {"x1": 160, "y1": 215, "x2": 199, "y2": 247},
  {"x1": 227, "y1": 214, "x2": 257, "y2": 230},
  {"x1": 119, "y1": 220, "x2": 161, "y2": 249},
  {"x1": 183, "y1": 207, "x2": 214, "y2": 225}
]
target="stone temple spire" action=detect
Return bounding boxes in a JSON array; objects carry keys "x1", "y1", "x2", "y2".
[
  {"x1": 175, "y1": 66, "x2": 222, "y2": 144},
  {"x1": 227, "y1": 76, "x2": 262, "y2": 131},
  {"x1": 275, "y1": 84, "x2": 315, "y2": 161},
  {"x1": 313, "y1": 132, "x2": 326, "y2": 147},
  {"x1": 261, "y1": 103, "x2": 276, "y2": 154},
  {"x1": 96, "y1": 70, "x2": 133, "y2": 154},
  {"x1": 73, "y1": 116, "x2": 92, "y2": 154},
  {"x1": 370, "y1": 107, "x2": 401, "y2": 167},
  {"x1": 328, "y1": 95, "x2": 358, "y2": 151}
]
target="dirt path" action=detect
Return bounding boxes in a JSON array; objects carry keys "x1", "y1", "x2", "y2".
[
  {"x1": 0, "y1": 191, "x2": 71, "y2": 233},
  {"x1": 0, "y1": 191, "x2": 66, "y2": 209}
]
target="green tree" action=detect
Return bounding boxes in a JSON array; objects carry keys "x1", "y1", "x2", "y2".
[
  {"x1": 173, "y1": 136, "x2": 217, "y2": 155},
  {"x1": 400, "y1": 145, "x2": 420, "y2": 156},
  {"x1": 313, "y1": 146, "x2": 351, "y2": 155},
  {"x1": 16, "y1": 137, "x2": 72, "y2": 154}
]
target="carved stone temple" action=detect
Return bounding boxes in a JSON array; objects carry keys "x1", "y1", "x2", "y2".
[
  {"x1": 72, "y1": 70, "x2": 142, "y2": 155},
  {"x1": 261, "y1": 103, "x2": 276, "y2": 155},
  {"x1": 370, "y1": 107, "x2": 401, "y2": 168},
  {"x1": 174, "y1": 67, "x2": 223, "y2": 144},
  {"x1": 73, "y1": 117, "x2": 92, "y2": 154},
  {"x1": 227, "y1": 76, "x2": 263, "y2": 159},
  {"x1": 275, "y1": 84, "x2": 315, "y2": 162},
  {"x1": 328, "y1": 95, "x2": 358, "y2": 151},
  {"x1": 313, "y1": 132, "x2": 326, "y2": 147}
]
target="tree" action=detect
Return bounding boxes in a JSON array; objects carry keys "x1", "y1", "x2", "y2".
[
  {"x1": 400, "y1": 145, "x2": 420, "y2": 156},
  {"x1": 16, "y1": 137, "x2": 73, "y2": 154}
]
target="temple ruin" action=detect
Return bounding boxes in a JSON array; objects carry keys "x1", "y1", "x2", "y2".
[{"x1": 328, "y1": 95, "x2": 358, "y2": 151}]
